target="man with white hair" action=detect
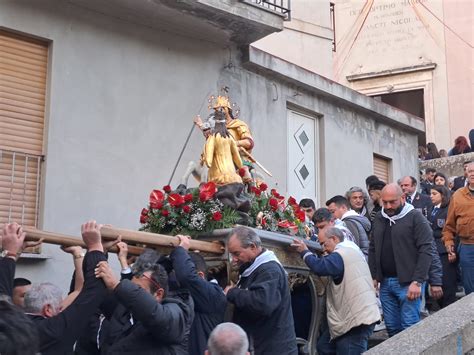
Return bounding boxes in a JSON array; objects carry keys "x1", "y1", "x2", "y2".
[
  {"x1": 206, "y1": 322, "x2": 250, "y2": 355},
  {"x1": 292, "y1": 227, "x2": 380, "y2": 354},
  {"x1": 24, "y1": 220, "x2": 108, "y2": 354},
  {"x1": 225, "y1": 226, "x2": 297, "y2": 354}
]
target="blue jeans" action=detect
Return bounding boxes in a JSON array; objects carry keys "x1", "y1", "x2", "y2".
[
  {"x1": 459, "y1": 244, "x2": 474, "y2": 295},
  {"x1": 379, "y1": 277, "x2": 424, "y2": 337},
  {"x1": 317, "y1": 320, "x2": 375, "y2": 355}
]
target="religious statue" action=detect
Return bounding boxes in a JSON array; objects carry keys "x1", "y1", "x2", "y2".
[
  {"x1": 203, "y1": 110, "x2": 243, "y2": 185},
  {"x1": 195, "y1": 92, "x2": 254, "y2": 183}
]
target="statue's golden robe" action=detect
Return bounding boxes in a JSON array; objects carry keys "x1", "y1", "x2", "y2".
[
  {"x1": 203, "y1": 134, "x2": 243, "y2": 185},
  {"x1": 226, "y1": 119, "x2": 254, "y2": 153}
]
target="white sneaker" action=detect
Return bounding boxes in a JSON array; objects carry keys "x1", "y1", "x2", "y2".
[{"x1": 374, "y1": 321, "x2": 386, "y2": 332}]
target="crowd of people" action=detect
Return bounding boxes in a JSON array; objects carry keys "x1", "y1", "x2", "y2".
[
  {"x1": 1, "y1": 159, "x2": 473, "y2": 355},
  {"x1": 418, "y1": 129, "x2": 474, "y2": 160}
]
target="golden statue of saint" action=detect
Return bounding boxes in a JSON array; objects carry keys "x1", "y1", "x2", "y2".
[{"x1": 203, "y1": 112, "x2": 243, "y2": 185}]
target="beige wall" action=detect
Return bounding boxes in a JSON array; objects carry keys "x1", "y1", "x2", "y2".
[
  {"x1": 333, "y1": 0, "x2": 472, "y2": 150},
  {"x1": 443, "y1": 0, "x2": 474, "y2": 143},
  {"x1": 251, "y1": 0, "x2": 334, "y2": 78}
]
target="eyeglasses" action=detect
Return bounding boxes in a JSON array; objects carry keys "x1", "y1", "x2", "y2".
[{"x1": 141, "y1": 273, "x2": 161, "y2": 290}]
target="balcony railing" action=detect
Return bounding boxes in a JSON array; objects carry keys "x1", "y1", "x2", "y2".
[{"x1": 242, "y1": 0, "x2": 291, "y2": 20}]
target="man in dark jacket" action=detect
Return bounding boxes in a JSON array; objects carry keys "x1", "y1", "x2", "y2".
[
  {"x1": 170, "y1": 235, "x2": 227, "y2": 355},
  {"x1": 399, "y1": 176, "x2": 432, "y2": 217},
  {"x1": 225, "y1": 226, "x2": 297, "y2": 355},
  {"x1": 95, "y1": 249, "x2": 194, "y2": 354},
  {"x1": 21, "y1": 220, "x2": 108, "y2": 355},
  {"x1": 369, "y1": 184, "x2": 433, "y2": 337},
  {"x1": 452, "y1": 160, "x2": 472, "y2": 191}
]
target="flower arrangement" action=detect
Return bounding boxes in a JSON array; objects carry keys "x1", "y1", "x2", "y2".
[
  {"x1": 140, "y1": 182, "x2": 239, "y2": 236},
  {"x1": 140, "y1": 182, "x2": 308, "y2": 238},
  {"x1": 248, "y1": 183, "x2": 307, "y2": 237}
]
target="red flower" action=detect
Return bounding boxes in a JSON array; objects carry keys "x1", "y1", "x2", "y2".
[
  {"x1": 269, "y1": 198, "x2": 278, "y2": 211},
  {"x1": 261, "y1": 217, "x2": 267, "y2": 227},
  {"x1": 271, "y1": 189, "x2": 280, "y2": 198},
  {"x1": 238, "y1": 168, "x2": 246, "y2": 177},
  {"x1": 149, "y1": 190, "x2": 165, "y2": 209},
  {"x1": 151, "y1": 201, "x2": 163, "y2": 209},
  {"x1": 288, "y1": 196, "x2": 297, "y2": 206},
  {"x1": 296, "y1": 210, "x2": 306, "y2": 222},
  {"x1": 163, "y1": 185, "x2": 172, "y2": 193},
  {"x1": 259, "y1": 183, "x2": 268, "y2": 191},
  {"x1": 278, "y1": 220, "x2": 291, "y2": 229},
  {"x1": 184, "y1": 193, "x2": 193, "y2": 202},
  {"x1": 168, "y1": 193, "x2": 185, "y2": 207},
  {"x1": 212, "y1": 211, "x2": 223, "y2": 221},
  {"x1": 182, "y1": 205, "x2": 191, "y2": 213},
  {"x1": 251, "y1": 186, "x2": 261, "y2": 196},
  {"x1": 161, "y1": 209, "x2": 170, "y2": 217},
  {"x1": 141, "y1": 208, "x2": 149, "y2": 216},
  {"x1": 199, "y1": 182, "x2": 217, "y2": 201},
  {"x1": 140, "y1": 214, "x2": 148, "y2": 224}
]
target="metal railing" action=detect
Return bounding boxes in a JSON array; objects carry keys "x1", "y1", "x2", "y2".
[
  {"x1": 0, "y1": 149, "x2": 43, "y2": 228},
  {"x1": 243, "y1": 0, "x2": 291, "y2": 20}
]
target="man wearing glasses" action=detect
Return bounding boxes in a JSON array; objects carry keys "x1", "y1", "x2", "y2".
[{"x1": 95, "y1": 249, "x2": 194, "y2": 354}]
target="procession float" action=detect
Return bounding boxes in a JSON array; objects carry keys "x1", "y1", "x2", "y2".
[{"x1": 24, "y1": 89, "x2": 325, "y2": 354}]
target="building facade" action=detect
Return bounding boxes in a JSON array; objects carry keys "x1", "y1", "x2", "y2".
[
  {"x1": 253, "y1": 0, "x2": 473, "y2": 149},
  {"x1": 1, "y1": 0, "x2": 421, "y2": 296}
]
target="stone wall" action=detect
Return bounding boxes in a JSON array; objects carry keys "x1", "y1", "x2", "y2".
[
  {"x1": 366, "y1": 294, "x2": 474, "y2": 355},
  {"x1": 419, "y1": 152, "x2": 474, "y2": 178}
]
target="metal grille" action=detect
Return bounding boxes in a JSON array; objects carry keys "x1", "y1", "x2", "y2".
[
  {"x1": 0, "y1": 149, "x2": 43, "y2": 227},
  {"x1": 243, "y1": 0, "x2": 291, "y2": 20}
]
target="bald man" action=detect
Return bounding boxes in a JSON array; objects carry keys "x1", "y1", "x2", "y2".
[{"x1": 368, "y1": 183, "x2": 433, "y2": 337}]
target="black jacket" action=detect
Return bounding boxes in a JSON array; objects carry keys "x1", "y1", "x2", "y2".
[
  {"x1": 0, "y1": 257, "x2": 15, "y2": 298},
  {"x1": 428, "y1": 206, "x2": 449, "y2": 255},
  {"x1": 369, "y1": 209, "x2": 433, "y2": 284},
  {"x1": 452, "y1": 176, "x2": 466, "y2": 192},
  {"x1": 101, "y1": 279, "x2": 193, "y2": 354},
  {"x1": 410, "y1": 192, "x2": 432, "y2": 218},
  {"x1": 30, "y1": 250, "x2": 108, "y2": 355},
  {"x1": 420, "y1": 181, "x2": 434, "y2": 195},
  {"x1": 170, "y1": 247, "x2": 226, "y2": 355},
  {"x1": 428, "y1": 240, "x2": 443, "y2": 286},
  {"x1": 227, "y1": 258, "x2": 297, "y2": 355}
]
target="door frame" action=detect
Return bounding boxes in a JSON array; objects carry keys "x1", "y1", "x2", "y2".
[{"x1": 286, "y1": 107, "x2": 320, "y2": 203}]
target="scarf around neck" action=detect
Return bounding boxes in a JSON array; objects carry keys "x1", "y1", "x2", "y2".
[
  {"x1": 241, "y1": 250, "x2": 284, "y2": 278},
  {"x1": 381, "y1": 203, "x2": 414, "y2": 226}
]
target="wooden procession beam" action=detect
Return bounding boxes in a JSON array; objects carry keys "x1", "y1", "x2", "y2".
[
  {"x1": 99, "y1": 226, "x2": 225, "y2": 254},
  {"x1": 23, "y1": 226, "x2": 225, "y2": 255},
  {"x1": 23, "y1": 227, "x2": 145, "y2": 255}
]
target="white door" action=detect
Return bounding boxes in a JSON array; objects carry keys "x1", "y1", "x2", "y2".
[{"x1": 287, "y1": 110, "x2": 317, "y2": 203}]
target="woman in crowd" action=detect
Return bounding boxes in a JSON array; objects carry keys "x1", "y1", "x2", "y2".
[
  {"x1": 429, "y1": 185, "x2": 457, "y2": 308},
  {"x1": 425, "y1": 142, "x2": 441, "y2": 160},
  {"x1": 434, "y1": 172, "x2": 449, "y2": 188},
  {"x1": 448, "y1": 136, "x2": 471, "y2": 156},
  {"x1": 418, "y1": 146, "x2": 428, "y2": 161}
]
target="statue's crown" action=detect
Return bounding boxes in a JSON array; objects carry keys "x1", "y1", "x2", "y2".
[
  {"x1": 207, "y1": 87, "x2": 240, "y2": 117},
  {"x1": 209, "y1": 95, "x2": 231, "y2": 110}
]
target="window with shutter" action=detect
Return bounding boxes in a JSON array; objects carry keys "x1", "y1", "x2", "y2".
[
  {"x1": 373, "y1": 154, "x2": 391, "y2": 183},
  {"x1": 0, "y1": 29, "x2": 48, "y2": 234}
]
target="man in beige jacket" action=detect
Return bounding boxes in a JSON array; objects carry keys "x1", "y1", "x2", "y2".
[{"x1": 292, "y1": 227, "x2": 380, "y2": 354}]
